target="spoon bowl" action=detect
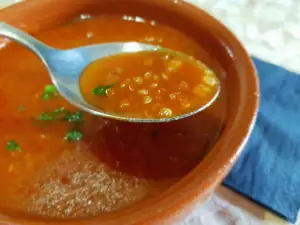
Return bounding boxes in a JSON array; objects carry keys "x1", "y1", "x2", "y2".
[{"x1": 0, "y1": 22, "x2": 220, "y2": 123}]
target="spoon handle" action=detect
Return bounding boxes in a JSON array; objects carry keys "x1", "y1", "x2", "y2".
[{"x1": 0, "y1": 22, "x2": 52, "y2": 59}]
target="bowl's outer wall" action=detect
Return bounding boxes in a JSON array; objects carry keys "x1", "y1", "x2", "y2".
[{"x1": 0, "y1": 0, "x2": 259, "y2": 224}]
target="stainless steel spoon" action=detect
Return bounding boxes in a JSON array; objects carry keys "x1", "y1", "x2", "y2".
[{"x1": 0, "y1": 22, "x2": 220, "y2": 123}]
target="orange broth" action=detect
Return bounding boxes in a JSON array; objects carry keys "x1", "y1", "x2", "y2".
[
  {"x1": 0, "y1": 15, "x2": 226, "y2": 219},
  {"x1": 80, "y1": 51, "x2": 219, "y2": 119}
]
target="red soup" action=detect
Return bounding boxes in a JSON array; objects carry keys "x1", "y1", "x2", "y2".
[
  {"x1": 80, "y1": 50, "x2": 219, "y2": 119},
  {"x1": 0, "y1": 15, "x2": 226, "y2": 218}
]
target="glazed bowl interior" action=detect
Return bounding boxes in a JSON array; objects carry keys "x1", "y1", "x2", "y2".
[{"x1": 0, "y1": 0, "x2": 258, "y2": 224}]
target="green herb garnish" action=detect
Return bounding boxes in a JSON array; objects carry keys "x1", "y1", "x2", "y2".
[
  {"x1": 92, "y1": 83, "x2": 115, "y2": 96},
  {"x1": 36, "y1": 107, "x2": 65, "y2": 121},
  {"x1": 18, "y1": 105, "x2": 24, "y2": 111},
  {"x1": 6, "y1": 140, "x2": 21, "y2": 152},
  {"x1": 63, "y1": 111, "x2": 83, "y2": 122},
  {"x1": 35, "y1": 108, "x2": 85, "y2": 123},
  {"x1": 43, "y1": 84, "x2": 58, "y2": 100},
  {"x1": 64, "y1": 130, "x2": 83, "y2": 141}
]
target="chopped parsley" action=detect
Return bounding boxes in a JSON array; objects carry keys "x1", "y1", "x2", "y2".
[
  {"x1": 63, "y1": 111, "x2": 83, "y2": 122},
  {"x1": 92, "y1": 83, "x2": 115, "y2": 96},
  {"x1": 35, "y1": 107, "x2": 65, "y2": 121},
  {"x1": 43, "y1": 84, "x2": 58, "y2": 100},
  {"x1": 64, "y1": 130, "x2": 83, "y2": 141},
  {"x1": 18, "y1": 105, "x2": 24, "y2": 111},
  {"x1": 6, "y1": 140, "x2": 21, "y2": 152},
  {"x1": 34, "y1": 105, "x2": 85, "y2": 141},
  {"x1": 35, "y1": 108, "x2": 85, "y2": 123}
]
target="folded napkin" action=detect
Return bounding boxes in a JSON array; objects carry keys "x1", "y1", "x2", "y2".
[{"x1": 224, "y1": 57, "x2": 300, "y2": 223}]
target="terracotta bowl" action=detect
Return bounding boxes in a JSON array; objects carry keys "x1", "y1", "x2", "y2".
[{"x1": 0, "y1": 0, "x2": 259, "y2": 224}]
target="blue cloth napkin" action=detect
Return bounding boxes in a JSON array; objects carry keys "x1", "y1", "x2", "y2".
[{"x1": 224, "y1": 57, "x2": 300, "y2": 223}]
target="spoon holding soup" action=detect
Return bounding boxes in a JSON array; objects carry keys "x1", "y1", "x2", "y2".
[{"x1": 0, "y1": 22, "x2": 220, "y2": 123}]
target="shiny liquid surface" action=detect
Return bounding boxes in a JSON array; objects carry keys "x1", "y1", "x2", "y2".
[
  {"x1": 0, "y1": 15, "x2": 226, "y2": 219},
  {"x1": 80, "y1": 50, "x2": 219, "y2": 119}
]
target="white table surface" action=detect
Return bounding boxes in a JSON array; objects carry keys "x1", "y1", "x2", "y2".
[{"x1": 1, "y1": 0, "x2": 299, "y2": 224}]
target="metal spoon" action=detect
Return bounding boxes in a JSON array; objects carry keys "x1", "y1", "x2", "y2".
[{"x1": 0, "y1": 22, "x2": 220, "y2": 123}]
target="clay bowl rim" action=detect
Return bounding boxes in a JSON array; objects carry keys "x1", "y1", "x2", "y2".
[{"x1": 0, "y1": 0, "x2": 259, "y2": 224}]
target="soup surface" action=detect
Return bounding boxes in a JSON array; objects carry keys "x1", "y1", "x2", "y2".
[
  {"x1": 0, "y1": 15, "x2": 226, "y2": 219},
  {"x1": 80, "y1": 50, "x2": 219, "y2": 119}
]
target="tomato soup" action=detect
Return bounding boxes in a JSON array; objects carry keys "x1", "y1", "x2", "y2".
[
  {"x1": 80, "y1": 50, "x2": 219, "y2": 119},
  {"x1": 0, "y1": 15, "x2": 226, "y2": 219}
]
